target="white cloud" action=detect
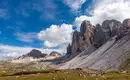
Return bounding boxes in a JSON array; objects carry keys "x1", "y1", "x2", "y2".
[
  {"x1": 74, "y1": 0, "x2": 130, "y2": 29},
  {"x1": 37, "y1": 24, "x2": 73, "y2": 48},
  {"x1": 63, "y1": 0, "x2": 86, "y2": 11},
  {"x1": 0, "y1": 44, "x2": 64, "y2": 60},
  {"x1": 14, "y1": 32, "x2": 37, "y2": 43},
  {"x1": 44, "y1": 41, "x2": 57, "y2": 48}
]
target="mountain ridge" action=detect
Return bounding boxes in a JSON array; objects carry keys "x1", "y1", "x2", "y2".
[{"x1": 45, "y1": 18, "x2": 130, "y2": 71}]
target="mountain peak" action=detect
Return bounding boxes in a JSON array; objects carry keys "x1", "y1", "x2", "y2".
[{"x1": 17, "y1": 49, "x2": 47, "y2": 59}]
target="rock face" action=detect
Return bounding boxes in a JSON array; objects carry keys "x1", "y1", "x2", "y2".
[
  {"x1": 71, "y1": 30, "x2": 80, "y2": 53},
  {"x1": 59, "y1": 35, "x2": 130, "y2": 71},
  {"x1": 71, "y1": 20, "x2": 94, "y2": 54},
  {"x1": 80, "y1": 20, "x2": 93, "y2": 46},
  {"x1": 66, "y1": 44, "x2": 72, "y2": 55},
  {"x1": 93, "y1": 24, "x2": 106, "y2": 48},
  {"x1": 57, "y1": 18, "x2": 130, "y2": 71},
  {"x1": 17, "y1": 49, "x2": 47, "y2": 59},
  {"x1": 102, "y1": 19, "x2": 121, "y2": 40},
  {"x1": 117, "y1": 19, "x2": 130, "y2": 39}
]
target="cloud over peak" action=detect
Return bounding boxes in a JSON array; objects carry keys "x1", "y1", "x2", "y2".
[{"x1": 74, "y1": 0, "x2": 130, "y2": 29}]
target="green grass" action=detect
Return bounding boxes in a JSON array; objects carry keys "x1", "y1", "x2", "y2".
[{"x1": 0, "y1": 69, "x2": 130, "y2": 80}]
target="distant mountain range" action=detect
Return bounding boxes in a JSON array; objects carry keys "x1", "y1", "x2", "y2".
[
  {"x1": 16, "y1": 49, "x2": 47, "y2": 59},
  {"x1": 11, "y1": 49, "x2": 61, "y2": 63}
]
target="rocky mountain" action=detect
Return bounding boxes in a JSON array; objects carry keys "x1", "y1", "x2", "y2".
[
  {"x1": 11, "y1": 49, "x2": 62, "y2": 63},
  {"x1": 49, "y1": 51, "x2": 61, "y2": 57},
  {"x1": 17, "y1": 49, "x2": 47, "y2": 59},
  {"x1": 11, "y1": 49, "x2": 47, "y2": 63},
  {"x1": 42, "y1": 18, "x2": 130, "y2": 71},
  {"x1": 44, "y1": 51, "x2": 62, "y2": 60}
]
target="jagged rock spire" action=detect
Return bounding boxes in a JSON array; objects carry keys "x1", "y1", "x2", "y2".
[
  {"x1": 80, "y1": 20, "x2": 93, "y2": 47},
  {"x1": 109, "y1": 20, "x2": 121, "y2": 36},
  {"x1": 71, "y1": 30, "x2": 80, "y2": 53},
  {"x1": 117, "y1": 18, "x2": 130, "y2": 39},
  {"x1": 93, "y1": 24, "x2": 106, "y2": 48},
  {"x1": 102, "y1": 19, "x2": 121, "y2": 40},
  {"x1": 80, "y1": 20, "x2": 92, "y2": 39},
  {"x1": 72, "y1": 30, "x2": 80, "y2": 44},
  {"x1": 66, "y1": 44, "x2": 72, "y2": 55}
]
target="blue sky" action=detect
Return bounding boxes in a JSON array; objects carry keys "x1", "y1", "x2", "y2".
[
  {"x1": 0, "y1": 0, "x2": 92, "y2": 48},
  {"x1": 0, "y1": 0, "x2": 130, "y2": 59}
]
